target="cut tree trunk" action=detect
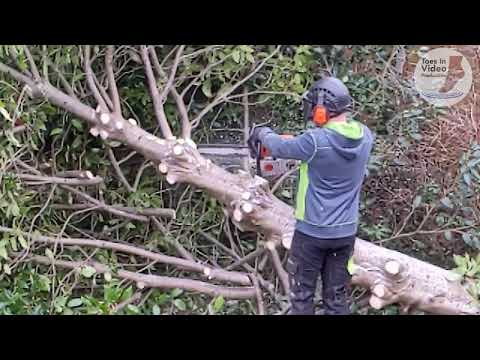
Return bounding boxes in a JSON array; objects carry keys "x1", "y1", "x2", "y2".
[{"x1": 1, "y1": 68, "x2": 478, "y2": 315}]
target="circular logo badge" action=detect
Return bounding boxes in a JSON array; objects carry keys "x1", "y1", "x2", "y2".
[{"x1": 413, "y1": 47, "x2": 472, "y2": 107}]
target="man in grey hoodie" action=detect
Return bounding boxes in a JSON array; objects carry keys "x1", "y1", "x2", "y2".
[{"x1": 249, "y1": 77, "x2": 374, "y2": 315}]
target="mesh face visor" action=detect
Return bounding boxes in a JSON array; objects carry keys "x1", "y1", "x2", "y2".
[{"x1": 302, "y1": 90, "x2": 314, "y2": 125}]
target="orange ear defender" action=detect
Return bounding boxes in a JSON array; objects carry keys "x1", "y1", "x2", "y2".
[{"x1": 312, "y1": 105, "x2": 329, "y2": 126}]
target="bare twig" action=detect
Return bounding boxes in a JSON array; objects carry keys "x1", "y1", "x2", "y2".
[
  {"x1": 113, "y1": 291, "x2": 143, "y2": 313},
  {"x1": 250, "y1": 274, "x2": 265, "y2": 315},
  {"x1": 105, "y1": 46, "x2": 122, "y2": 114},
  {"x1": 171, "y1": 88, "x2": 192, "y2": 139},
  {"x1": 15, "y1": 173, "x2": 103, "y2": 186},
  {"x1": 226, "y1": 90, "x2": 301, "y2": 101},
  {"x1": 226, "y1": 247, "x2": 266, "y2": 271},
  {"x1": 271, "y1": 165, "x2": 299, "y2": 194},
  {"x1": 148, "y1": 47, "x2": 191, "y2": 139},
  {"x1": 41, "y1": 45, "x2": 49, "y2": 83},
  {"x1": 61, "y1": 185, "x2": 149, "y2": 222},
  {"x1": 180, "y1": 53, "x2": 231, "y2": 97},
  {"x1": 51, "y1": 203, "x2": 176, "y2": 219},
  {"x1": 84, "y1": 45, "x2": 109, "y2": 111},
  {"x1": 199, "y1": 230, "x2": 240, "y2": 260},
  {"x1": 151, "y1": 217, "x2": 194, "y2": 261},
  {"x1": 54, "y1": 170, "x2": 92, "y2": 178},
  {"x1": 23, "y1": 46, "x2": 41, "y2": 81},
  {"x1": 267, "y1": 245, "x2": 290, "y2": 295},
  {"x1": 133, "y1": 160, "x2": 151, "y2": 191},
  {"x1": 118, "y1": 150, "x2": 138, "y2": 166},
  {"x1": 107, "y1": 147, "x2": 134, "y2": 192},
  {"x1": 243, "y1": 86, "x2": 250, "y2": 145},
  {"x1": 93, "y1": 73, "x2": 114, "y2": 110},
  {"x1": 378, "y1": 224, "x2": 477, "y2": 244},
  {"x1": 45, "y1": 58, "x2": 77, "y2": 99},
  {"x1": 139, "y1": 45, "x2": 173, "y2": 139},
  {"x1": 158, "y1": 45, "x2": 185, "y2": 102}
]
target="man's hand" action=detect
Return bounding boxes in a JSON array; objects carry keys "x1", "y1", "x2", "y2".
[{"x1": 247, "y1": 126, "x2": 272, "y2": 158}]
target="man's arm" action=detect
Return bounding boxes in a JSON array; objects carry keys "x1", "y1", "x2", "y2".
[{"x1": 259, "y1": 128, "x2": 316, "y2": 161}]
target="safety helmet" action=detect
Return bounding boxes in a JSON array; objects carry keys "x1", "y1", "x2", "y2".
[{"x1": 303, "y1": 76, "x2": 352, "y2": 126}]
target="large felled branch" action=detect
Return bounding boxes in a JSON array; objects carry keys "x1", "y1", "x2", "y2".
[
  {"x1": 29, "y1": 255, "x2": 255, "y2": 300},
  {"x1": 0, "y1": 226, "x2": 250, "y2": 286}
]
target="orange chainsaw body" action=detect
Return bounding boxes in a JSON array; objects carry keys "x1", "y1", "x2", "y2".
[{"x1": 259, "y1": 134, "x2": 297, "y2": 178}]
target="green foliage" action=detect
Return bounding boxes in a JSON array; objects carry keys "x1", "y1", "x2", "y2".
[
  {"x1": 359, "y1": 222, "x2": 392, "y2": 241},
  {"x1": 453, "y1": 253, "x2": 480, "y2": 300},
  {"x1": 458, "y1": 142, "x2": 480, "y2": 198}
]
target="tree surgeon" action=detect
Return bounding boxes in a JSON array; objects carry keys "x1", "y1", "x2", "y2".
[{"x1": 248, "y1": 77, "x2": 374, "y2": 315}]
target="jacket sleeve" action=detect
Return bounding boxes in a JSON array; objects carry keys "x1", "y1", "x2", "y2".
[{"x1": 259, "y1": 128, "x2": 316, "y2": 161}]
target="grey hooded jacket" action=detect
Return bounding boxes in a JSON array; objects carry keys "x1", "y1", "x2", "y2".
[{"x1": 259, "y1": 119, "x2": 374, "y2": 239}]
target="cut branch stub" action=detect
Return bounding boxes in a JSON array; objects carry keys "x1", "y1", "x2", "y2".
[
  {"x1": 233, "y1": 208, "x2": 243, "y2": 222},
  {"x1": 115, "y1": 121, "x2": 124, "y2": 130},
  {"x1": 203, "y1": 267, "x2": 211, "y2": 277},
  {"x1": 265, "y1": 241, "x2": 275, "y2": 251},
  {"x1": 385, "y1": 260, "x2": 401, "y2": 276},
  {"x1": 158, "y1": 163, "x2": 168, "y2": 174},
  {"x1": 173, "y1": 145, "x2": 184, "y2": 156},
  {"x1": 100, "y1": 113, "x2": 110, "y2": 125},
  {"x1": 282, "y1": 232, "x2": 294, "y2": 249},
  {"x1": 166, "y1": 173, "x2": 177, "y2": 185},
  {"x1": 185, "y1": 138, "x2": 197, "y2": 149},
  {"x1": 90, "y1": 127, "x2": 99, "y2": 137},
  {"x1": 241, "y1": 202, "x2": 253, "y2": 214},
  {"x1": 128, "y1": 118, "x2": 137, "y2": 126},
  {"x1": 372, "y1": 283, "x2": 391, "y2": 299},
  {"x1": 369, "y1": 295, "x2": 387, "y2": 310},
  {"x1": 100, "y1": 130, "x2": 109, "y2": 140},
  {"x1": 241, "y1": 192, "x2": 252, "y2": 201}
]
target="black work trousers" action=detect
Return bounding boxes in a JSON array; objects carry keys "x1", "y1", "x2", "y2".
[{"x1": 286, "y1": 230, "x2": 355, "y2": 315}]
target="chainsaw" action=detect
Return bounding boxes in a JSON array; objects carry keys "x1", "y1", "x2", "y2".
[{"x1": 197, "y1": 135, "x2": 298, "y2": 181}]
